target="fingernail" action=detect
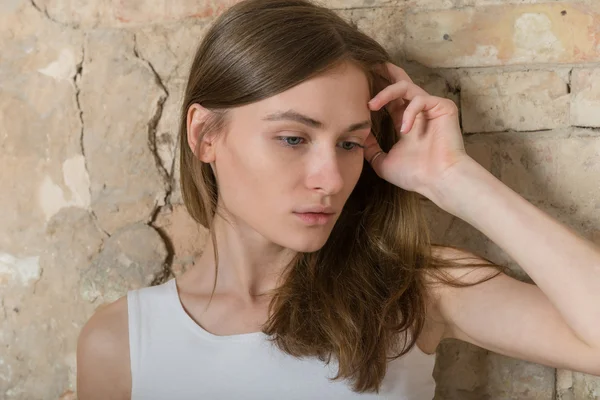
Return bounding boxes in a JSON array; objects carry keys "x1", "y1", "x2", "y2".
[{"x1": 400, "y1": 122, "x2": 406, "y2": 133}]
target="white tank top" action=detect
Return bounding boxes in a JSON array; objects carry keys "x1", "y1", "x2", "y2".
[{"x1": 127, "y1": 278, "x2": 436, "y2": 400}]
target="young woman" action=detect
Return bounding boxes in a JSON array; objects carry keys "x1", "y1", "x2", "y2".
[{"x1": 76, "y1": 0, "x2": 600, "y2": 399}]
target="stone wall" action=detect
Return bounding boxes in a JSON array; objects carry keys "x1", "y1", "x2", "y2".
[{"x1": 0, "y1": 0, "x2": 599, "y2": 398}]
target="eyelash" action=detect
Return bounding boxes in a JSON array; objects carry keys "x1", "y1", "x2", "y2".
[{"x1": 277, "y1": 136, "x2": 365, "y2": 151}]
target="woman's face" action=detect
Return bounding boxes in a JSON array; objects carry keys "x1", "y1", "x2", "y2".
[{"x1": 211, "y1": 61, "x2": 372, "y2": 252}]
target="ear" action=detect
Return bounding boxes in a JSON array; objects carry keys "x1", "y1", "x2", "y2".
[{"x1": 186, "y1": 103, "x2": 217, "y2": 162}]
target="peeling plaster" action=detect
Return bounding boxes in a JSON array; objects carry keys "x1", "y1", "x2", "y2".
[
  {"x1": 38, "y1": 155, "x2": 91, "y2": 221},
  {"x1": 0, "y1": 253, "x2": 41, "y2": 286},
  {"x1": 37, "y1": 49, "x2": 77, "y2": 81}
]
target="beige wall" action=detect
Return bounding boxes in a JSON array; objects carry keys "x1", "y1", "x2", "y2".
[{"x1": 1, "y1": 0, "x2": 599, "y2": 398}]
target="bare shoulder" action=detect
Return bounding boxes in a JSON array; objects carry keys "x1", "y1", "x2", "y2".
[{"x1": 77, "y1": 295, "x2": 131, "y2": 400}]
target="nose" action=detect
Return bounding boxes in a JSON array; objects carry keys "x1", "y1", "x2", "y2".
[{"x1": 306, "y1": 147, "x2": 345, "y2": 196}]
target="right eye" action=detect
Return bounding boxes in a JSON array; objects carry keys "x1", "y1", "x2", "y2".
[{"x1": 277, "y1": 136, "x2": 305, "y2": 147}]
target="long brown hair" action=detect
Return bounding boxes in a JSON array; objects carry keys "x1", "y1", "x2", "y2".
[{"x1": 169, "y1": 0, "x2": 509, "y2": 393}]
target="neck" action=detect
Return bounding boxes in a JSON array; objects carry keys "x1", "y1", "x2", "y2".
[{"x1": 190, "y1": 212, "x2": 298, "y2": 302}]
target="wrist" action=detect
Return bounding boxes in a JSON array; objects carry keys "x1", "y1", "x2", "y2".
[{"x1": 422, "y1": 156, "x2": 486, "y2": 215}]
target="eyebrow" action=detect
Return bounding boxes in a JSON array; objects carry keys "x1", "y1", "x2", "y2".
[{"x1": 262, "y1": 110, "x2": 372, "y2": 132}]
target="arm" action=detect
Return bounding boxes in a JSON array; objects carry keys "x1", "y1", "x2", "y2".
[
  {"x1": 427, "y1": 158, "x2": 600, "y2": 375},
  {"x1": 364, "y1": 61, "x2": 599, "y2": 373},
  {"x1": 77, "y1": 296, "x2": 132, "y2": 400}
]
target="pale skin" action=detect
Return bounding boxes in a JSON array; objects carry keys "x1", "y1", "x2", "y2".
[{"x1": 77, "y1": 61, "x2": 600, "y2": 399}]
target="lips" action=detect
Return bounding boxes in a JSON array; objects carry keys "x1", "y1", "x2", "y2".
[
  {"x1": 294, "y1": 212, "x2": 333, "y2": 225},
  {"x1": 294, "y1": 206, "x2": 335, "y2": 214}
]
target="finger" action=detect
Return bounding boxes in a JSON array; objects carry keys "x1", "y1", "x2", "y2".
[
  {"x1": 368, "y1": 80, "x2": 427, "y2": 111},
  {"x1": 371, "y1": 68, "x2": 403, "y2": 109},
  {"x1": 369, "y1": 63, "x2": 413, "y2": 112},
  {"x1": 399, "y1": 95, "x2": 447, "y2": 134},
  {"x1": 363, "y1": 132, "x2": 386, "y2": 170},
  {"x1": 382, "y1": 100, "x2": 408, "y2": 138}
]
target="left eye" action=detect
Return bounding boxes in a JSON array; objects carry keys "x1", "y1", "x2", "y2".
[{"x1": 278, "y1": 137, "x2": 363, "y2": 151}]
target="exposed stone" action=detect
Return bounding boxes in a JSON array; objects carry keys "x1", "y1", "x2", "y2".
[
  {"x1": 571, "y1": 372, "x2": 600, "y2": 399},
  {"x1": 152, "y1": 204, "x2": 209, "y2": 277},
  {"x1": 80, "y1": 29, "x2": 169, "y2": 234},
  {"x1": 484, "y1": 352, "x2": 554, "y2": 399},
  {"x1": 0, "y1": 208, "x2": 105, "y2": 398},
  {"x1": 465, "y1": 141, "x2": 493, "y2": 172},
  {"x1": 134, "y1": 20, "x2": 211, "y2": 204},
  {"x1": 405, "y1": 3, "x2": 600, "y2": 68},
  {"x1": 170, "y1": 138, "x2": 186, "y2": 205},
  {"x1": 335, "y1": 6, "x2": 405, "y2": 62},
  {"x1": 434, "y1": 342, "x2": 556, "y2": 399},
  {"x1": 411, "y1": 72, "x2": 459, "y2": 107},
  {"x1": 433, "y1": 339, "x2": 490, "y2": 399},
  {"x1": 470, "y1": 0, "x2": 594, "y2": 5},
  {"x1": 405, "y1": 0, "x2": 456, "y2": 11},
  {"x1": 28, "y1": 0, "x2": 240, "y2": 28},
  {"x1": 571, "y1": 68, "x2": 600, "y2": 128},
  {"x1": 0, "y1": 253, "x2": 41, "y2": 287},
  {"x1": 557, "y1": 369, "x2": 575, "y2": 400},
  {"x1": 80, "y1": 222, "x2": 168, "y2": 305},
  {"x1": 465, "y1": 130, "x2": 600, "y2": 266},
  {"x1": 407, "y1": 0, "x2": 595, "y2": 10},
  {"x1": 0, "y1": 0, "x2": 84, "y2": 255},
  {"x1": 460, "y1": 69, "x2": 570, "y2": 133},
  {"x1": 490, "y1": 130, "x2": 600, "y2": 233},
  {"x1": 320, "y1": 0, "x2": 401, "y2": 8},
  {"x1": 29, "y1": 0, "x2": 410, "y2": 28}
]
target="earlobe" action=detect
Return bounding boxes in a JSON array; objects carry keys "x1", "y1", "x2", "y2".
[{"x1": 186, "y1": 103, "x2": 214, "y2": 162}]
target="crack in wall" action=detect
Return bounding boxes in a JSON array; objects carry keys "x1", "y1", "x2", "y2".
[
  {"x1": 29, "y1": 0, "x2": 70, "y2": 28},
  {"x1": 149, "y1": 215, "x2": 176, "y2": 286},
  {"x1": 130, "y1": 34, "x2": 178, "y2": 286},
  {"x1": 31, "y1": 267, "x2": 43, "y2": 295},
  {"x1": 566, "y1": 68, "x2": 573, "y2": 134},
  {"x1": 132, "y1": 34, "x2": 173, "y2": 216},
  {"x1": 74, "y1": 45, "x2": 84, "y2": 154},
  {"x1": 73, "y1": 37, "x2": 110, "y2": 238},
  {"x1": 572, "y1": 125, "x2": 600, "y2": 132}
]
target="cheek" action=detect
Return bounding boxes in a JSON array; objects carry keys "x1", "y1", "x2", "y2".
[{"x1": 215, "y1": 141, "x2": 288, "y2": 213}]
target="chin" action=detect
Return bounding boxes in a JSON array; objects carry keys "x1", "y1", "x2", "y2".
[{"x1": 287, "y1": 235, "x2": 330, "y2": 253}]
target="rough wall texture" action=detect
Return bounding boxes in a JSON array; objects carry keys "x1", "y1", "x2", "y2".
[{"x1": 0, "y1": 0, "x2": 599, "y2": 398}]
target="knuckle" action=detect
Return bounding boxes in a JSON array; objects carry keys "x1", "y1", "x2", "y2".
[
  {"x1": 399, "y1": 80, "x2": 410, "y2": 89},
  {"x1": 444, "y1": 98, "x2": 459, "y2": 112},
  {"x1": 413, "y1": 94, "x2": 426, "y2": 104}
]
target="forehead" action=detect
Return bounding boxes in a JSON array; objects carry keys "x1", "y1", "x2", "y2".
[{"x1": 233, "y1": 62, "x2": 372, "y2": 127}]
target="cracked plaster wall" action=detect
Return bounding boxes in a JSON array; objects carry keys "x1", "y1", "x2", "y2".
[{"x1": 1, "y1": 0, "x2": 599, "y2": 398}]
